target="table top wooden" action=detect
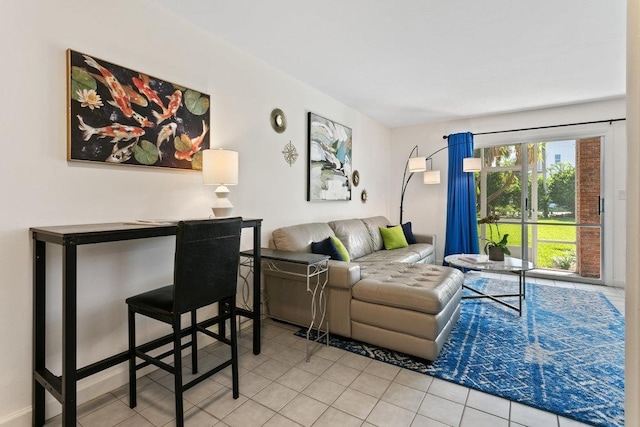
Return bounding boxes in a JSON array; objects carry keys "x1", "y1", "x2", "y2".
[{"x1": 31, "y1": 218, "x2": 262, "y2": 246}]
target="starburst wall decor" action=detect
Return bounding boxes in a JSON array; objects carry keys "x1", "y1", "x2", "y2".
[{"x1": 282, "y1": 141, "x2": 298, "y2": 166}]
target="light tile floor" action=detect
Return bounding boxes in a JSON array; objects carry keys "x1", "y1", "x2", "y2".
[{"x1": 45, "y1": 273, "x2": 625, "y2": 427}]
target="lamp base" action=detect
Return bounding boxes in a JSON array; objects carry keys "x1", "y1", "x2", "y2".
[
  {"x1": 211, "y1": 185, "x2": 234, "y2": 217},
  {"x1": 211, "y1": 206, "x2": 234, "y2": 217}
]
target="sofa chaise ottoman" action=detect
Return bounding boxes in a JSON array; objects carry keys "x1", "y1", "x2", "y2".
[{"x1": 263, "y1": 216, "x2": 464, "y2": 360}]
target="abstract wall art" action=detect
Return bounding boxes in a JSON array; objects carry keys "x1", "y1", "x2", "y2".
[
  {"x1": 67, "y1": 49, "x2": 210, "y2": 170},
  {"x1": 307, "y1": 112, "x2": 352, "y2": 201}
]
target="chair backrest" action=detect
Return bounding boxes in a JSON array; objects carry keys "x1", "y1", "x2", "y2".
[{"x1": 173, "y1": 217, "x2": 242, "y2": 314}]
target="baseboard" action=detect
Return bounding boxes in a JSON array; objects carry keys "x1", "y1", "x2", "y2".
[
  {"x1": 0, "y1": 365, "x2": 129, "y2": 426},
  {"x1": 612, "y1": 279, "x2": 625, "y2": 288},
  {"x1": 0, "y1": 407, "x2": 31, "y2": 427}
]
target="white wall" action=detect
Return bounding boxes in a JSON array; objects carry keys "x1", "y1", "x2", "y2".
[
  {"x1": 0, "y1": 0, "x2": 392, "y2": 423},
  {"x1": 391, "y1": 98, "x2": 627, "y2": 286}
]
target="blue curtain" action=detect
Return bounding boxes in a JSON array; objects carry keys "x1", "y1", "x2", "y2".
[{"x1": 443, "y1": 132, "x2": 479, "y2": 261}]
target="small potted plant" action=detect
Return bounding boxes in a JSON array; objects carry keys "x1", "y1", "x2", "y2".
[{"x1": 478, "y1": 214, "x2": 510, "y2": 261}]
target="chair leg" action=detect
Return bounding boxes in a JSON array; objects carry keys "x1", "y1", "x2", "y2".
[
  {"x1": 173, "y1": 318, "x2": 184, "y2": 427},
  {"x1": 191, "y1": 310, "x2": 198, "y2": 374},
  {"x1": 229, "y1": 298, "x2": 239, "y2": 399},
  {"x1": 128, "y1": 307, "x2": 137, "y2": 408}
]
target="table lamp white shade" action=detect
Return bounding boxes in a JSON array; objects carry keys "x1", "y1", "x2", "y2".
[
  {"x1": 203, "y1": 149, "x2": 238, "y2": 185},
  {"x1": 423, "y1": 170, "x2": 441, "y2": 184},
  {"x1": 202, "y1": 149, "x2": 239, "y2": 217},
  {"x1": 463, "y1": 157, "x2": 482, "y2": 172}
]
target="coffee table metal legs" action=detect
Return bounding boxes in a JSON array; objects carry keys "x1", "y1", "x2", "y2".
[{"x1": 462, "y1": 270, "x2": 526, "y2": 316}]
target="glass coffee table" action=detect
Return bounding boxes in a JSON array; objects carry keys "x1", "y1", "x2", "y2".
[{"x1": 444, "y1": 254, "x2": 534, "y2": 316}]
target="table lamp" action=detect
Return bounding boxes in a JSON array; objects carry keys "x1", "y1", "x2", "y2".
[{"x1": 202, "y1": 149, "x2": 239, "y2": 217}]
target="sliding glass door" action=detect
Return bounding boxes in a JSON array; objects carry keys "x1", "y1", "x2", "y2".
[
  {"x1": 476, "y1": 137, "x2": 603, "y2": 282},
  {"x1": 477, "y1": 145, "x2": 526, "y2": 258}
]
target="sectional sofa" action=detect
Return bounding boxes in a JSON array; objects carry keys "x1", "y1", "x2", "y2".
[{"x1": 264, "y1": 216, "x2": 464, "y2": 360}]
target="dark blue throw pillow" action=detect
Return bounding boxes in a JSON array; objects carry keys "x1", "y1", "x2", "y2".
[
  {"x1": 311, "y1": 237, "x2": 343, "y2": 260},
  {"x1": 387, "y1": 222, "x2": 417, "y2": 244}
]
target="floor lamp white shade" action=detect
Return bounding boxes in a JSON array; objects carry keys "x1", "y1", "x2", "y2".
[
  {"x1": 203, "y1": 149, "x2": 239, "y2": 217},
  {"x1": 408, "y1": 156, "x2": 427, "y2": 173},
  {"x1": 423, "y1": 170, "x2": 441, "y2": 184},
  {"x1": 463, "y1": 157, "x2": 482, "y2": 172}
]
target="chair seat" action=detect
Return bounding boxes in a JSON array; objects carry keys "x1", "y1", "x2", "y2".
[{"x1": 126, "y1": 285, "x2": 174, "y2": 320}]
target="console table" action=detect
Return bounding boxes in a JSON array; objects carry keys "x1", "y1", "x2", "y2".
[
  {"x1": 30, "y1": 218, "x2": 262, "y2": 426},
  {"x1": 241, "y1": 248, "x2": 329, "y2": 361}
]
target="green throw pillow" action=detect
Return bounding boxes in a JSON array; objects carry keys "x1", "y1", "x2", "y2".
[
  {"x1": 380, "y1": 225, "x2": 409, "y2": 250},
  {"x1": 330, "y1": 236, "x2": 351, "y2": 262}
]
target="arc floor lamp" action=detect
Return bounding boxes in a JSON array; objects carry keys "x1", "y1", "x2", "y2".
[{"x1": 399, "y1": 144, "x2": 481, "y2": 223}]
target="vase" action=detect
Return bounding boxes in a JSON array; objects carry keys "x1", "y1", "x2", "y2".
[{"x1": 488, "y1": 246, "x2": 505, "y2": 261}]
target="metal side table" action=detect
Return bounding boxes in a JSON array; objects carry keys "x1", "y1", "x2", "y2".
[{"x1": 241, "y1": 248, "x2": 330, "y2": 361}]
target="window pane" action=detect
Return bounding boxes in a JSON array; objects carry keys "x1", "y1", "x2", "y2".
[
  {"x1": 486, "y1": 171, "x2": 522, "y2": 219},
  {"x1": 482, "y1": 145, "x2": 522, "y2": 168}
]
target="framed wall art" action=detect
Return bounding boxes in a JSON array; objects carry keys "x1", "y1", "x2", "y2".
[
  {"x1": 307, "y1": 112, "x2": 352, "y2": 201},
  {"x1": 67, "y1": 49, "x2": 210, "y2": 170}
]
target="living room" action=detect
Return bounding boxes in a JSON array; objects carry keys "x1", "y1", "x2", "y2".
[{"x1": 1, "y1": 1, "x2": 638, "y2": 426}]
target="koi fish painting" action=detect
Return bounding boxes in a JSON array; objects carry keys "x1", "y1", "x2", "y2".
[
  {"x1": 67, "y1": 49, "x2": 211, "y2": 170},
  {"x1": 307, "y1": 112, "x2": 352, "y2": 201}
]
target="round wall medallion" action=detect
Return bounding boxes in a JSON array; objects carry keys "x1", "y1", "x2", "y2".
[
  {"x1": 270, "y1": 108, "x2": 287, "y2": 133},
  {"x1": 361, "y1": 189, "x2": 368, "y2": 203},
  {"x1": 352, "y1": 170, "x2": 360, "y2": 187}
]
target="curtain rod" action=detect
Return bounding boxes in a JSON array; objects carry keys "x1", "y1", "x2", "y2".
[{"x1": 442, "y1": 118, "x2": 626, "y2": 140}]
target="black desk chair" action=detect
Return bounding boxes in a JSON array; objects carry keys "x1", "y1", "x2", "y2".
[{"x1": 126, "y1": 218, "x2": 242, "y2": 426}]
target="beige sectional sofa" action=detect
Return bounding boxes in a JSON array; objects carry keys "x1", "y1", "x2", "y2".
[{"x1": 264, "y1": 216, "x2": 464, "y2": 360}]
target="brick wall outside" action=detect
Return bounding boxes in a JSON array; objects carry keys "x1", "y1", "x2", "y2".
[{"x1": 575, "y1": 138, "x2": 601, "y2": 278}]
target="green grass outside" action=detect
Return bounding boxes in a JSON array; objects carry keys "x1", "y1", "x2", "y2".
[{"x1": 479, "y1": 218, "x2": 579, "y2": 270}]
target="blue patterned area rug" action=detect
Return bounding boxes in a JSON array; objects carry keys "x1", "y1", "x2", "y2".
[{"x1": 296, "y1": 277, "x2": 624, "y2": 427}]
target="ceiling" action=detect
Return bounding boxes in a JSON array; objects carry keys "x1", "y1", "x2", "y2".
[{"x1": 152, "y1": 0, "x2": 626, "y2": 128}]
